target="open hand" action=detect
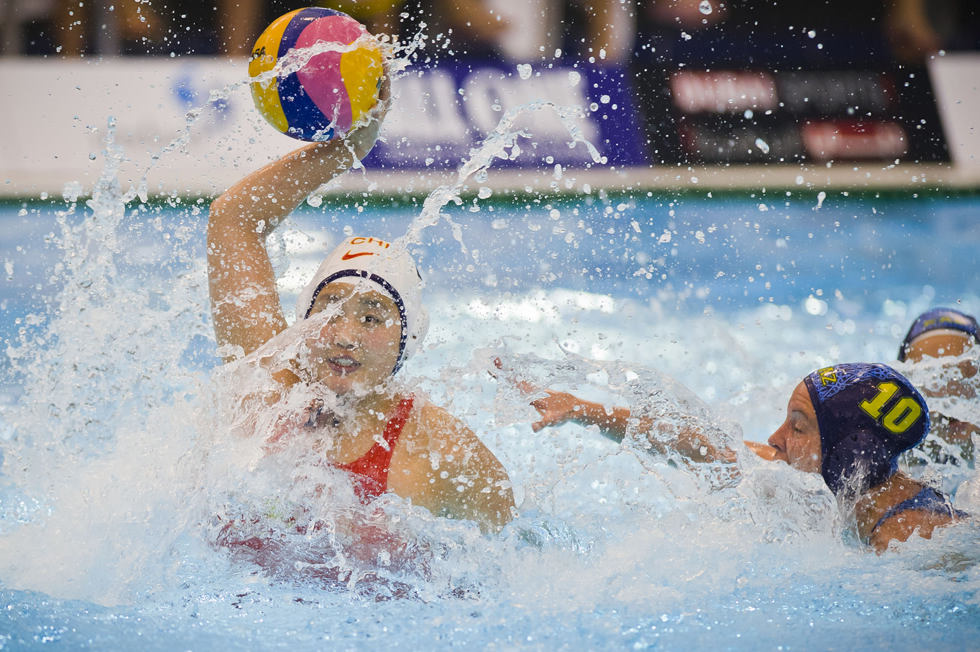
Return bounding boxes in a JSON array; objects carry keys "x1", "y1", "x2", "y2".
[
  {"x1": 528, "y1": 391, "x2": 584, "y2": 432},
  {"x1": 492, "y1": 357, "x2": 583, "y2": 432},
  {"x1": 744, "y1": 440, "x2": 780, "y2": 461}
]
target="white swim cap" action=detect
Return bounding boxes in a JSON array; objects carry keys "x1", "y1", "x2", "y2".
[{"x1": 295, "y1": 236, "x2": 428, "y2": 374}]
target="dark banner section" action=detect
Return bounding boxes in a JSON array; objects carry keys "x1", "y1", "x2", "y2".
[
  {"x1": 366, "y1": 61, "x2": 947, "y2": 170},
  {"x1": 636, "y1": 66, "x2": 948, "y2": 166}
]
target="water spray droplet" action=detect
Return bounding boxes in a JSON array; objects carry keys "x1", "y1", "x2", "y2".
[
  {"x1": 754, "y1": 138, "x2": 770, "y2": 154},
  {"x1": 699, "y1": 1, "x2": 713, "y2": 15}
]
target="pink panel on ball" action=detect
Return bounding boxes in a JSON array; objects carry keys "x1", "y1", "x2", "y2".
[{"x1": 295, "y1": 15, "x2": 365, "y2": 132}]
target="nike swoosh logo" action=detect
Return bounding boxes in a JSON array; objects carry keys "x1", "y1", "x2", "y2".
[{"x1": 341, "y1": 251, "x2": 374, "y2": 260}]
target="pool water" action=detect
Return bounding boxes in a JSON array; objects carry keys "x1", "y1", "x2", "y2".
[{"x1": 0, "y1": 182, "x2": 979, "y2": 649}]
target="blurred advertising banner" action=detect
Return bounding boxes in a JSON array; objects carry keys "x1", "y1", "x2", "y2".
[
  {"x1": 0, "y1": 58, "x2": 644, "y2": 198},
  {"x1": 1, "y1": 54, "x2": 976, "y2": 198},
  {"x1": 367, "y1": 63, "x2": 646, "y2": 169},
  {"x1": 636, "y1": 65, "x2": 951, "y2": 165}
]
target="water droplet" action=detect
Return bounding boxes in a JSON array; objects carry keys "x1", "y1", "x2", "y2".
[
  {"x1": 805, "y1": 295, "x2": 827, "y2": 316},
  {"x1": 699, "y1": 1, "x2": 713, "y2": 15},
  {"x1": 754, "y1": 138, "x2": 770, "y2": 154},
  {"x1": 516, "y1": 64, "x2": 532, "y2": 80}
]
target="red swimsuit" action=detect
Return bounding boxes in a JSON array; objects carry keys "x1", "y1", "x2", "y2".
[
  {"x1": 218, "y1": 396, "x2": 416, "y2": 555},
  {"x1": 336, "y1": 395, "x2": 414, "y2": 501}
]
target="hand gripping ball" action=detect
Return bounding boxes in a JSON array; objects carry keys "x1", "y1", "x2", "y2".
[{"x1": 249, "y1": 7, "x2": 383, "y2": 141}]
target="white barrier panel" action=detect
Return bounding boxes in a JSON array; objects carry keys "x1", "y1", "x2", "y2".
[
  {"x1": 1, "y1": 58, "x2": 298, "y2": 198},
  {"x1": 0, "y1": 57, "x2": 616, "y2": 199},
  {"x1": 929, "y1": 53, "x2": 980, "y2": 170},
  {"x1": 2, "y1": 56, "x2": 979, "y2": 198}
]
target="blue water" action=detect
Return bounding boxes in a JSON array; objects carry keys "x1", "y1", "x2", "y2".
[
  {"x1": 4, "y1": 191, "x2": 977, "y2": 355},
  {"x1": 1, "y1": 191, "x2": 979, "y2": 649}
]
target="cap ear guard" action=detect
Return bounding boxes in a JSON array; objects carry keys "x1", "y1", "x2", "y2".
[
  {"x1": 405, "y1": 306, "x2": 429, "y2": 361},
  {"x1": 819, "y1": 428, "x2": 896, "y2": 497}
]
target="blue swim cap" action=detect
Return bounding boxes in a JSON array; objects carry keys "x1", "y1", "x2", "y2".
[
  {"x1": 897, "y1": 307, "x2": 979, "y2": 361},
  {"x1": 803, "y1": 363, "x2": 930, "y2": 497}
]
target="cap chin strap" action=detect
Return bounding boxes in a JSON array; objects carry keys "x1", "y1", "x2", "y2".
[{"x1": 304, "y1": 269, "x2": 409, "y2": 374}]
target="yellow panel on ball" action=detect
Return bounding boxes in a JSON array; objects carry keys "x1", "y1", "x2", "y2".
[
  {"x1": 248, "y1": 9, "x2": 302, "y2": 134},
  {"x1": 340, "y1": 45, "x2": 384, "y2": 127}
]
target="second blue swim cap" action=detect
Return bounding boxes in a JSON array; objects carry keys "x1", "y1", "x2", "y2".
[
  {"x1": 897, "y1": 307, "x2": 979, "y2": 361},
  {"x1": 803, "y1": 363, "x2": 930, "y2": 497}
]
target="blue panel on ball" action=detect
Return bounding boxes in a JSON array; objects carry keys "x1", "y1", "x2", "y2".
[{"x1": 277, "y1": 8, "x2": 343, "y2": 140}]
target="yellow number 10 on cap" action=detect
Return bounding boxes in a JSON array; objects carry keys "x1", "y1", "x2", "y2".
[{"x1": 858, "y1": 382, "x2": 923, "y2": 434}]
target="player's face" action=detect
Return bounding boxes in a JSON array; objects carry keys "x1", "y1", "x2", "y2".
[
  {"x1": 304, "y1": 282, "x2": 401, "y2": 395},
  {"x1": 767, "y1": 382, "x2": 822, "y2": 474}
]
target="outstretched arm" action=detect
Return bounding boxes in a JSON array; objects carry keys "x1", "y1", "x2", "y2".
[
  {"x1": 207, "y1": 79, "x2": 389, "y2": 360},
  {"x1": 529, "y1": 390, "x2": 631, "y2": 441},
  {"x1": 530, "y1": 390, "x2": 735, "y2": 464}
]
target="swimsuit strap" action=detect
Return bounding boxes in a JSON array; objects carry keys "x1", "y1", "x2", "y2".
[
  {"x1": 336, "y1": 395, "x2": 415, "y2": 501},
  {"x1": 870, "y1": 486, "x2": 965, "y2": 536}
]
